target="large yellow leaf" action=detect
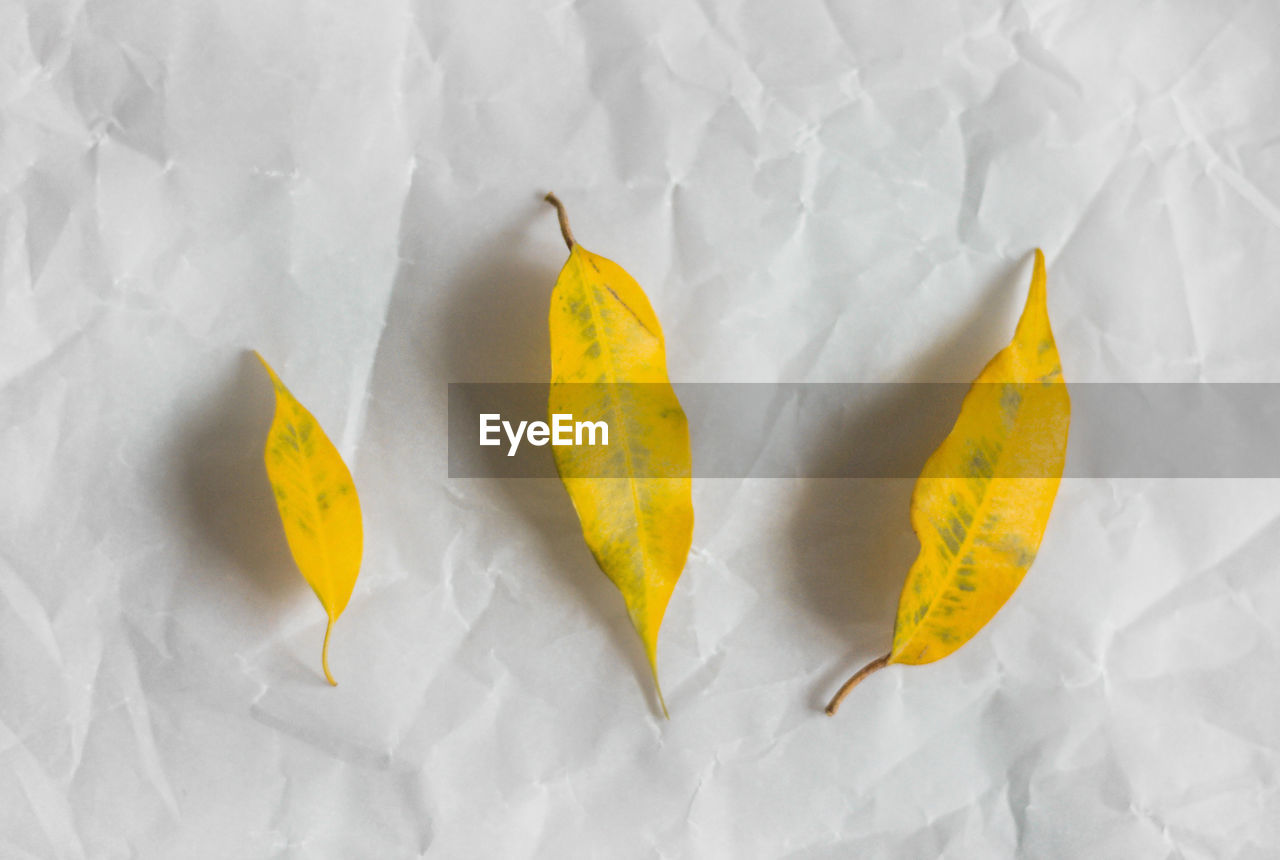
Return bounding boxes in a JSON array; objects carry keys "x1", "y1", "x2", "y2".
[
  {"x1": 256, "y1": 352, "x2": 363, "y2": 686},
  {"x1": 544, "y1": 193, "x2": 693, "y2": 717},
  {"x1": 826, "y1": 250, "x2": 1069, "y2": 715}
]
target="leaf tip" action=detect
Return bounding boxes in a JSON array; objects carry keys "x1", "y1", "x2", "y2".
[
  {"x1": 254, "y1": 350, "x2": 283, "y2": 389},
  {"x1": 643, "y1": 644, "x2": 670, "y2": 719},
  {"x1": 1033, "y1": 247, "x2": 1050, "y2": 293},
  {"x1": 322, "y1": 616, "x2": 338, "y2": 687},
  {"x1": 1013, "y1": 248, "x2": 1052, "y2": 342}
]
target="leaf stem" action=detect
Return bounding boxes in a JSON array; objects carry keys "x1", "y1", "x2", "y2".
[
  {"x1": 322, "y1": 617, "x2": 337, "y2": 686},
  {"x1": 825, "y1": 653, "x2": 890, "y2": 716},
  {"x1": 544, "y1": 192, "x2": 575, "y2": 250}
]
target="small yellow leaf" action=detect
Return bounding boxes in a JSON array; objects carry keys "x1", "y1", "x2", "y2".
[
  {"x1": 826, "y1": 250, "x2": 1069, "y2": 715},
  {"x1": 256, "y1": 352, "x2": 363, "y2": 686},
  {"x1": 544, "y1": 193, "x2": 693, "y2": 717}
]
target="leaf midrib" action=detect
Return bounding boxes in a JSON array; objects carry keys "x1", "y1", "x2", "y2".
[{"x1": 574, "y1": 252, "x2": 658, "y2": 613}]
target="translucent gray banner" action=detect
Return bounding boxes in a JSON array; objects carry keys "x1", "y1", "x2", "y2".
[{"x1": 447, "y1": 383, "x2": 1280, "y2": 478}]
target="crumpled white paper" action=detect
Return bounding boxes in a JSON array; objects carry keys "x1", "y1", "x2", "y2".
[{"x1": 2, "y1": 0, "x2": 1279, "y2": 856}]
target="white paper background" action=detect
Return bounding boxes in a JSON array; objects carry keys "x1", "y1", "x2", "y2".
[{"x1": 3, "y1": 0, "x2": 1279, "y2": 857}]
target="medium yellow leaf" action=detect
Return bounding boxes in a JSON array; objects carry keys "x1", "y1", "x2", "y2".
[
  {"x1": 544, "y1": 193, "x2": 693, "y2": 717},
  {"x1": 826, "y1": 250, "x2": 1069, "y2": 715},
  {"x1": 256, "y1": 352, "x2": 363, "y2": 686}
]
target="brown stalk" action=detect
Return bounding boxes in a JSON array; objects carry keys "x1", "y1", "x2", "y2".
[
  {"x1": 825, "y1": 653, "x2": 890, "y2": 715},
  {"x1": 544, "y1": 192, "x2": 575, "y2": 249}
]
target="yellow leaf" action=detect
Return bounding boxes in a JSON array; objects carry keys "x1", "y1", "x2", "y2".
[
  {"x1": 256, "y1": 352, "x2": 363, "y2": 686},
  {"x1": 544, "y1": 193, "x2": 693, "y2": 718},
  {"x1": 826, "y1": 250, "x2": 1069, "y2": 715}
]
